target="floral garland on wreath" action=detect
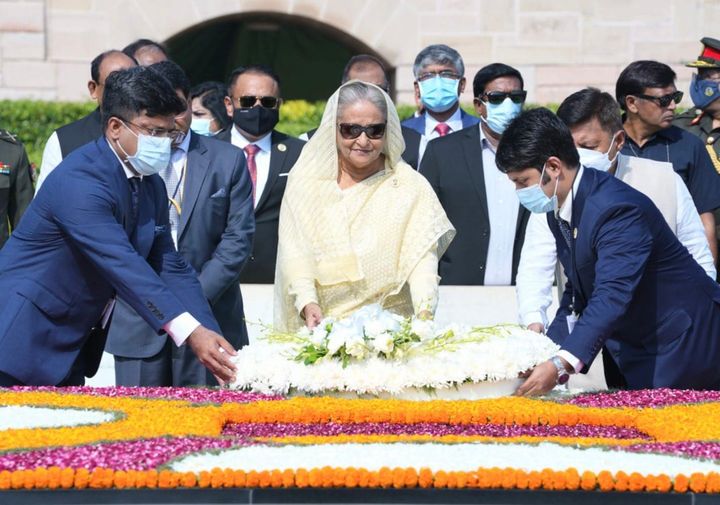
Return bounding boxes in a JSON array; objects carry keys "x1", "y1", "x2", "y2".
[{"x1": 229, "y1": 304, "x2": 560, "y2": 396}]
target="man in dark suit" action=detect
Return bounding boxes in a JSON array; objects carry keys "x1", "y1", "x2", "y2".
[
  {"x1": 402, "y1": 44, "x2": 479, "y2": 166},
  {"x1": 420, "y1": 64, "x2": 529, "y2": 285},
  {"x1": 106, "y1": 61, "x2": 255, "y2": 387},
  {"x1": 218, "y1": 65, "x2": 304, "y2": 284},
  {"x1": 497, "y1": 108, "x2": 720, "y2": 395},
  {"x1": 36, "y1": 49, "x2": 137, "y2": 191},
  {"x1": 0, "y1": 67, "x2": 237, "y2": 387}
]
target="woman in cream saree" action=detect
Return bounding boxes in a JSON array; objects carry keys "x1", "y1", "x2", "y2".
[{"x1": 274, "y1": 81, "x2": 455, "y2": 331}]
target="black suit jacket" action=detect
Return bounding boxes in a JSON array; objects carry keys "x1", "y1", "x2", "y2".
[
  {"x1": 217, "y1": 127, "x2": 305, "y2": 283},
  {"x1": 400, "y1": 126, "x2": 421, "y2": 170},
  {"x1": 419, "y1": 124, "x2": 529, "y2": 285},
  {"x1": 56, "y1": 108, "x2": 103, "y2": 158}
]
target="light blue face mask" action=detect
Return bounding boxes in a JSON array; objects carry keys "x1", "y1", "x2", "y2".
[
  {"x1": 418, "y1": 76, "x2": 459, "y2": 113},
  {"x1": 118, "y1": 122, "x2": 172, "y2": 176},
  {"x1": 516, "y1": 163, "x2": 558, "y2": 214},
  {"x1": 483, "y1": 97, "x2": 523, "y2": 135},
  {"x1": 190, "y1": 117, "x2": 217, "y2": 137}
]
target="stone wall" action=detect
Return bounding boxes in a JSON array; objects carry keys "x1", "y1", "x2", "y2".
[{"x1": 0, "y1": 0, "x2": 716, "y2": 106}]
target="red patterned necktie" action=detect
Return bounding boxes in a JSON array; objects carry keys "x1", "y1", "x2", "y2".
[
  {"x1": 434, "y1": 123, "x2": 450, "y2": 136},
  {"x1": 244, "y1": 144, "x2": 260, "y2": 204}
]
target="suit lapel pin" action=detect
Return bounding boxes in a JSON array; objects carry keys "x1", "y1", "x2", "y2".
[
  {"x1": 277, "y1": 143, "x2": 287, "y2": 152},
  {"x1": 573, "y1": 228, "x2": 578, "y2": 239}
]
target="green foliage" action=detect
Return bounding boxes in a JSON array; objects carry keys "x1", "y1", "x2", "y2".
[
  {"x1": 0, "y1": 100, "x2": 96, "y2": 169},
  {"x1": 1, "y1": 99, "x2": 560, "y2": 169}
]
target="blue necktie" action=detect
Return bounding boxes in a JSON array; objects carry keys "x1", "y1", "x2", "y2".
[
  {"x1": 558, "y1": 218, "x2": 573, "y2": 250},
  {"x1": 128, "y1": 177, "x2": 140, "y2": 229}
]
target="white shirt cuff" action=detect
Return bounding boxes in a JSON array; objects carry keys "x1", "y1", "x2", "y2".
[
  {"x1": 557, "y1": 350, "x2": 584, "y2": 374},
  {"x1": 521, "y1": 311, "x2": 546, "y2": 328},
  {"x1": 163, "y1": 312, "x2": 201, "y2": 346}
]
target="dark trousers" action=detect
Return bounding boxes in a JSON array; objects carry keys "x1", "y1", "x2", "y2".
[{"x1": 114, "y1": 339, "x2": 217, "y2": 387}]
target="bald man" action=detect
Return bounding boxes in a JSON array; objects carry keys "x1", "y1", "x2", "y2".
[
  {"x1": 123, "y1": 39, "x2": 168, "y2": 66},
  {"x1": 37, "y1": 49, "x2": 137, "y2": 191}
]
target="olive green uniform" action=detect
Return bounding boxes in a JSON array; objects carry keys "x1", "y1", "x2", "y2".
[{"x1": 0, "y1": 129, "x2": 34, "y2": 248}]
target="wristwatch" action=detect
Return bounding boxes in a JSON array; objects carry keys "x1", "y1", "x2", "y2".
[{"x1": 550, "y1": 356, "x2": 570, "y2": 385}]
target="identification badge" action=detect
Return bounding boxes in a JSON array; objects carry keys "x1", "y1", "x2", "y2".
[{"x1": 566, "y1": 313, "x2": 578, "y2": 334}]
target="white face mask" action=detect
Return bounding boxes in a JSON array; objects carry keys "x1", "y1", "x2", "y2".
[{"x1": 576, "y1": 133, "x2": 620, "y2": 172}]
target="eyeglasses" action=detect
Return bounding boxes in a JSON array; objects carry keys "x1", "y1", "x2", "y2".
[
  {"x1": 480, "y1": 90, "x2": 527, "y2": 105},
  {"x1": 119, "y1": 118, "x2": 184, "y2": 141},
  {"x1": 634, "y1": 91, "x2": 684, "y2": 108},
  {"x1": 338, "y1": 123, "x2": 387, "y2": 140},
  {"x1": 417, "y1": 70, "x2": 460, "y2": 82},
  {"x1": 235, "y1": 96, "x2": 280, "y2": 109}
]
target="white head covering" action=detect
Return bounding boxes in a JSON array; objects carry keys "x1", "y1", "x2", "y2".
[{"x1": 274, "y1": 81, "x2": 454, "y2": 330}]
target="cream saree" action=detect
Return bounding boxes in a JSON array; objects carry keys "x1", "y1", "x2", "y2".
[{"x1": 274, "y1": 81, "x2": 455, "y2": 331}]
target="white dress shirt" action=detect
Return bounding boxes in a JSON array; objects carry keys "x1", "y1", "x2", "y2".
[
  {"x1": 107, "y1": 138, "x2": 200, "y2": 347},
  {"x1": 36, "y1": 131, "x2": 62, "y2": 193},
  {"x1": 167, "y1": 132, "x2": 192, "y2": 245},
  {"x1": 516, "y1": 164, "x2": 716, "y2": 372},
  {"x1": 479, "y1": 125, "x2": 519, "y2": 285},
  {"x1": 230, "y1": 126, "x2": 272, "y2": 207},
  {"x1": 418, "y1": 108, "x2": 463, "y2": 164}
]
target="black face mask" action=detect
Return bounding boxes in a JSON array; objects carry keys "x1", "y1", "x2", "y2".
[{"x1": 232, "y1": 106, "x2": 279, "y2": 137}]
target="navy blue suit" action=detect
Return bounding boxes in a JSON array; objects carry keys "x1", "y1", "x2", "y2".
[
  {"x1": 547, "y1": 167, "x2": 720, "y2": 389},
  {"x1": 0, "y1": 138, "x2": 219, "y2": 386},
  {"x1": 106, "y1": 133, "x2": 255, "y2": 386}
]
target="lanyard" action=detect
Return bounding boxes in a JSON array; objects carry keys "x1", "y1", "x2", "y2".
[{"x1": 168, "y1": 157, "x2": 187, "y2": 216}]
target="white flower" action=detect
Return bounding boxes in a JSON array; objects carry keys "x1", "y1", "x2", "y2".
[
  {"x1": 410, "y1": 318, "x2": 436, "y2": 341},
  {"x1": 326, "y1": 319, "x2": 363, "y2": 356},
  {"x1": 345, "y1": 334, "x2": 368, "y2": 359},
  {"x1": 297, "y1": 326, "x2": 312, "y2": 338},
  {"x1": 310, "y1": 325, "x2": 328, "y2": 346},
  {"x1": 371, "y1": 331, "x2": 395, "y2": 355}
]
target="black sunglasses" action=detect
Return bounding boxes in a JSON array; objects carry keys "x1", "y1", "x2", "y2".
[
  {"x1": 480, "y1": 90, "x2": 527, "y2": 105},
  {"x1": 338, "y1": 123, "x2": 387, "y2": 140},
  {"x1": 236, "y1": 95, "x2": 280, "y2": 109},
  {"x1": 634, "y1": 91, "x2": 684, "y2": 108}
]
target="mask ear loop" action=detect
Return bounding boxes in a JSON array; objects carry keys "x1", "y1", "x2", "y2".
[{"x1": 606, "y1": 132, "x2": 620, "y2": 164}]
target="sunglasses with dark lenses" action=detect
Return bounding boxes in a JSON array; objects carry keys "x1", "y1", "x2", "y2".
[
  {"x1": 635, "y1": 91, "x2": 684, "y2": 108},
  {"x1": 338, "y1": 123, "x2": 387, "y2": 140},
  {"x1": 237, "y1": 95, "x2": 280, "y2": 109},
  {"x1": 481, "y1": 90, "x2": 528, "y2": 105}
]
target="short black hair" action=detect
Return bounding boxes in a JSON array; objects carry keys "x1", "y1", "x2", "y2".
[
  {"x1": 122, "y1": 39, "x2": 168, "y2": 59},
  {"x1": 90, "y1": 49, "x2": 135, "y2": 83},
  {"x1": 148, "y1": 60, "x2": 191, "y2": 99},
  {"x1": 615, "y1": 60, "x2": 677, "y2": 111},
  {"x1": 341, "y1": 54, "x2": 389, "y2": 90},
  {"x1": 101, "y1": 66, "x2": 186, "y2": 128},
  {"x1": 473, "y1": 63, "x2": 524, "y2": 98},
  {"x1": 190, "y1": 81, "x2": 232, "y2": 130},
  {"x1": 557, "y1": 87, "x2": 623, "y2": 134},
  {"x1": 226, "y1": 65, "x2": 281, "y2": 96},
  {"x1": 496, "y1": 108, "x2": 580, "y2": 174}
]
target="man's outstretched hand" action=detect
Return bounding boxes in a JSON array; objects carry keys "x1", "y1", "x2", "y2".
[{"x1": 187, "y1": 326, "x2": 237, "y2": 386}]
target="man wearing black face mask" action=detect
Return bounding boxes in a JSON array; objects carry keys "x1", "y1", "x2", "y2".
[{"x1": 218, "y1": 65, "x2": 305, "y2": 284}]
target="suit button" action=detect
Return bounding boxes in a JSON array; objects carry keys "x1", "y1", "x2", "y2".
[{"x1": 479, "y1": 265, "x2": 485, "y2": 271}]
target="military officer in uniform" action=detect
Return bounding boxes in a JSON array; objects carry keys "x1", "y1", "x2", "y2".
[
  {"x1": 675, "y1": 37, "x2": 720, "y2": 277},
  {"x1": 0, "y1": 129, "x2": 34, "y2": 248}
]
